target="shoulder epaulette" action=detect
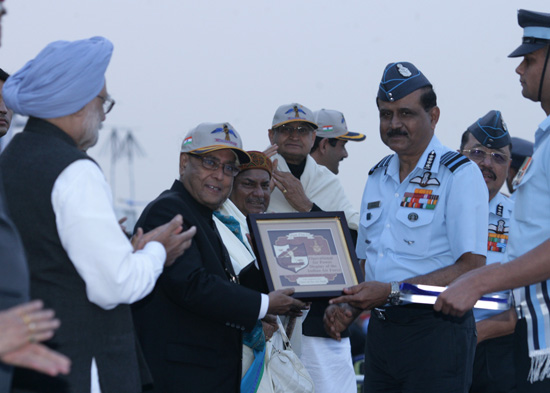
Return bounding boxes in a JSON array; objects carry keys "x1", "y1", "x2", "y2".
[
  {"x1": 440, "y1": 151, "x2": 469, "y2": 173},
  {"x1": 369, "y1": 155, "x2": 393, "y2": 175}
]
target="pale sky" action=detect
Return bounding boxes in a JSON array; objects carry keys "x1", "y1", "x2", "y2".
[{"x1": 2, "y1": 0, "x2": 548, "y2": 218}]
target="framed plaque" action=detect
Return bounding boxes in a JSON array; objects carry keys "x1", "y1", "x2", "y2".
[{"x1": 247, "y1": 211, "x2": 364, "y2": 300}]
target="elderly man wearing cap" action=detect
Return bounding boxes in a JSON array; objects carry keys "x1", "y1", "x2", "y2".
[
  {"x1": 435, "y1": 9, "x2": 550, "y2": 391},
  {"x1": 267, "y1": 103, "x2": 359, "y2": 229},
  {"x1": 132, "y1": 126, "x2": 307, "y2": 393},
  {"x1": 0, "y1": 37, "x2": 197, "y2": 393},
  {"x1": 507, "y1": 136, "x2": 534, "y2": 195},
  {"x1": 310, "y1": 109, "x2": 366, "y2": 175},
  {"x1": 459, "y1": 110, "x2": 517, "y2": 393},
  {"x1": 211, "y1": 151, "x2": 278, "y2": 393},
  {"x1": 266, "y1": 103, "x2": 360, "y2": 392},
  {"x1": 327, "y1": 61, "x2": 488, "y2": 393}
]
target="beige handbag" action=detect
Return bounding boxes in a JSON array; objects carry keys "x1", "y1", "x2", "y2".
[{"x1": 267, "y1": 317, "x2": 315, "y2": 393}]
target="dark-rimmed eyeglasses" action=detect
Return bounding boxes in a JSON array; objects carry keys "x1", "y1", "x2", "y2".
[
  {"x1": 462, "y1": 148, "x2": 510, "y2": 165},
  {"x1": 275, "y1": 124, "x2": 314, "y2": 137},
  {"x1": 97, "y1": 94, "x2": 115, "y2": 114},
  {"x1": 189, "y1": 153, "x2": 240, "y2": 177}
]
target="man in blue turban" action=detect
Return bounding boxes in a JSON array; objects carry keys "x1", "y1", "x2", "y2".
[{"x1": 0, "y1": 37, "x2": 197, "y2": 393}]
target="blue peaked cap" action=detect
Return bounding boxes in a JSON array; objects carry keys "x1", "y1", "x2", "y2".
[
  {"x1": 509, "y1": 9, "x2": 550, "y2": 58},
  {"x1": 2, "y1": 36, "x2": 113, "y2": 118},
  {"x1": 467, "y1": 110, "x2": 511, "y2": 149},
  {"x1": 377, "y1": 62, "x2": 432, "y2": 102}
]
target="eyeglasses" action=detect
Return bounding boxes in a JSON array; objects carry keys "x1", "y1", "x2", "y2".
[
  {"x1": 97, "y1": 94, "x2": 115, "y2": 114},
  {"x1": 462, "y1": 148, "x2": 510, "y2": 165},
  {"x1": 189, "y1": 153, "x2": 240, "y2": 177},
  {"x1": 275, "y1": 124, "x2": 314, "y2": 137}
]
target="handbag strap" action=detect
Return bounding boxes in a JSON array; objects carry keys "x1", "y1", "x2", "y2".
[{"x1": 276, "y1": 316, "x2": 292, "y2": 350}]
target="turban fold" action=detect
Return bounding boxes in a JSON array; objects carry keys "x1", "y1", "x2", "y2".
[{"x1": 2, "y1": 36, "x2": 113, "y2": 118}]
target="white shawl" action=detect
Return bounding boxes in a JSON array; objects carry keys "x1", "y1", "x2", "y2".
[
  {"x1": 214, "y1": 199, "x2": 255, "y2": 275},
  {"x1": 268, "y1": 153, "x2": 359, "y2": 230}
]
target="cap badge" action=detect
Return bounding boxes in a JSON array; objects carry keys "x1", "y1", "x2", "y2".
[
  {"x1": 183, "y1": 136, "x2": 193, "y2": 146},
  {"x1": 322, "y1": 125, "x2": 334, "y2": 133},
  {"x1": 397, "y1": 63, "x2": 412, "y2": 77},
  {"x1": 341, "y1": 114, "x2": 345, "y2": 124},
  {"x1": 286, "y1": 105, "x2": 306, "y2": 119},
  {"x1": 502, "y1": 120, "x2": 508, "y2": 132},
  {"x1": 212, "y1": 124, "x2": 236, "y2": 141}
]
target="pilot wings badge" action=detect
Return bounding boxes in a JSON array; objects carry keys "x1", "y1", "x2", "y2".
[{"x1": 410, "y1": 172, "x2": 440, "y2": 187}]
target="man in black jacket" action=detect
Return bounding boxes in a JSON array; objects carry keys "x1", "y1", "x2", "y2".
[{"x1": 132, "y1": 122, "x2": 307, "y2": 393}]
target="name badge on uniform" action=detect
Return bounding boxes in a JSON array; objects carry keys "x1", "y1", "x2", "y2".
[{"x1": 367, "y1": 201, "x2": 381, "y2": 209}]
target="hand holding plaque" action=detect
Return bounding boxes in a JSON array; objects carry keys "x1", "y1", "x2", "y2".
[{"x1": 247, "y1": 211, "x2": 364, "y2": 300}]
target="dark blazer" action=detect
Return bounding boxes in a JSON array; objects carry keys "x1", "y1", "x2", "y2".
[{"x1": 132, "y1": 180, "x2": 262, "y2": 393}]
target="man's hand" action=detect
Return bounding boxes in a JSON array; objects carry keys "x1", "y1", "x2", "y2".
[
  {"x1": 272, "y1": 169, "x2": 313, "y2": 212},
  {"x1": 261, "y1": 314, "x2": 278, "y2": 340},
  {"x1": 267, "y1": 288, "x2": 308, "y2": 316},
  {"x1": 329, "y1": 281, "x2": 390, "y2": 310},
  {"x1": 434, "y1": 274, "x2": 484, "y2": 317},
  {"x1": 133, "y1": 215, "x2": 197, "y2": 266},
  {"x1": 1, "y1": 343, "x2": 70, "y2": 376},
  {"x1": 323, "y1": 304, "x2": 358, "y2": 341},
  {"x1": 263, "y1": 144, "x2": 279, "y2": 159},
  {"x1": 0, "y1": 300, "x2": 61, "y2": 356}
]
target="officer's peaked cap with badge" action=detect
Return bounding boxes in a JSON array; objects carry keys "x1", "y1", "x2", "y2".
[
  {"x1": 313, "y1": 109, "x2": 366, "y2": 141},
  {"x1": 467, "y1": 110, "x2": 511, "y2": 149},
  {"x1": 378, "y1": 62, "x2": 432, "y2": 102},
  {"x1": 180, "y1": 122, "x2": 251, "y2": 164},
  {"x1": 272, "y1": 103, "x2": 318, "y2": 130},
  {"x1": 509, "y1": 9, "x2": 550, "y2": 58}
]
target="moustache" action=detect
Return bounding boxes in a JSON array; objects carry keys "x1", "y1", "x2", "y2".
[
  {"x1": 246, "y1": 198, "x2": 266, "y2": 205},
  {"x1": 481, "y1": 168, "x2": 496, "y2": 180},
  {"x1": 387, "y1": 128, "x2": 408, "y2": 138}
]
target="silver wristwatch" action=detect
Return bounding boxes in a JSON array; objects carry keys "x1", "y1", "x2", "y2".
[{"x1": 387, "y1": 281, "x2": 401, "y2": 306}]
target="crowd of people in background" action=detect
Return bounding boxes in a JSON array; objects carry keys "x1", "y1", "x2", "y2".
[{"x1": 1, "y1": 1, "x2": 550, "y2": 392}]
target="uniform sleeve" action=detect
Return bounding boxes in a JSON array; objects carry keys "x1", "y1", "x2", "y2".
[
  {"x1": 52, "y1": 160, "x2": 166, "y2": 310},
  {"x1": 444, "y1": 163, "x2": 488, "y2": 261}
]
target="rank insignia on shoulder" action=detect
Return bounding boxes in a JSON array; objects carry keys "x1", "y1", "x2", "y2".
[
  {"x1": 367, "y1": 201, "x2": 381, "y2": 209},
  {"x1": 410, "y1": 172, "x2": 440, "y2": 187},
  {"x1": 496, "y1": 203, "x2": 503, "y2": 217}
]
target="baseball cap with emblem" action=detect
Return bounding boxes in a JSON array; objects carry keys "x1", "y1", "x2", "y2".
[
  {"x1": 271, "y1": 103, "x2": 318, "y2": 129},
  {"x1": 313, "y1": 109, "x2": 366, "y2": 141},
  {"x1": 509, "y1": 9, "x2": 550, "y2": 58},
  {"x1": 180, "y1": 122, "x2": 251, "y2": 164},
  {"x1": 378, "y1": 62, "x2": 432, "y2": 102},
  {"x1": 467, "y1": 110, "x2": 511, "y2": 149}
]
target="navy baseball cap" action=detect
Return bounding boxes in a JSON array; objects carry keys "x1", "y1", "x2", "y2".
[
  {"x1": 467, "y1": 110, "x2": 511, "y2": 149},
  {"x1": 509, "y1": 9, "x2": 550, "y2": 58},
  {"x1": 378, "y1": 62, "x2": 432, "y2": 102}
]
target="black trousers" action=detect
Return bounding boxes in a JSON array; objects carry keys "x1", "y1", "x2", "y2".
[
  {"x1": 470, "y1": 333, "x2": 516, "y2": 393},
  {"x1": 363, "y1": 305, "x2": 476, "y2": 393},
  {"x1": 514, "y1": 318, "x2": 550, "y2": 392}
]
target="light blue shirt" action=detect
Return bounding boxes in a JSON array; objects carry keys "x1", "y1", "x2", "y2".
[
  {"x1": 475, "y1": 193, "x2": 514, "y2": 322},
  {"x1": 357, "y1": 136, "x2": 488, "y2": 283},
  {"x1": 510, "y1": 114, "x2": 550, "y2": 308}
]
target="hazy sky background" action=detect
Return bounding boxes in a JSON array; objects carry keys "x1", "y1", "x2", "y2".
[{"x1": 2, "y1": 0, "x2": 548, "y2": 219}]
